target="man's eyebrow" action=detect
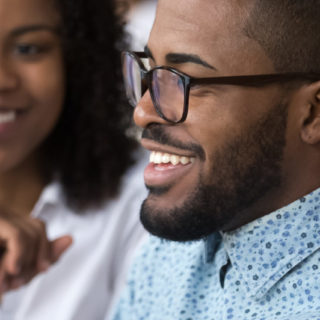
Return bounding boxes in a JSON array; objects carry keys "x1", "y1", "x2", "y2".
[
  {"x1": 166, "y1": 53, "x2": 216, "y2": 70},
  {"x1": 144, "y1": 46, "x2": 216, "y2": 70},
  {"x1": 11, "y1": 25, "x2": 60, "y2": 37}
]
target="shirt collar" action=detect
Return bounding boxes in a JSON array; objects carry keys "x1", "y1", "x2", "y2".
[
  {"x1": 202, "y1": 232, "x2": 230, "y2": 288},
  {"x1": 31, "y1": 181, "x2": 64, "y2": 218},
  {"x1": 221, "y1": 188, "x2": 320, "y2": 300},
  {"x1": 203, "y1": 232, "x2": 223, "y2": 263}
]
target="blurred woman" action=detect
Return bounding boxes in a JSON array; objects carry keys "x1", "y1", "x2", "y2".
[{"x1": 0, "y1": 0, "x2": 147, "y2": 319}]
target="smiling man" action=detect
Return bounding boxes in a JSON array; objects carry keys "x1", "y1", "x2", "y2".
[{"x1": 112, "y1": 0, "x2": 320, "y2": 319}]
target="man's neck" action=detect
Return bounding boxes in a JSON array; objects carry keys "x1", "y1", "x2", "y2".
[{"x1": 222, "y1": 182, "x2": 319, "y2": 232}]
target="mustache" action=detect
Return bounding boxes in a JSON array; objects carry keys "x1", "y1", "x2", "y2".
[{"x1": 141, "y1": 124, "x2": 205, "y2": 160}]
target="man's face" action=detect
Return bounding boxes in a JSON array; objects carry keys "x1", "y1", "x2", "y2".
[{"x1": 134, "y1": 0, "x2": 291, "y2": 241}]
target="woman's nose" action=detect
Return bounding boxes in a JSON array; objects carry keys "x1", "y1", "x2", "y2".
[{"x1": 0, "y1": 57, "x2": 19, "y2": 92}]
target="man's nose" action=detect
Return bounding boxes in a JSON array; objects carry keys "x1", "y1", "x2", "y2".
[
  {"x1": 0, "y1": 58, "x2": 19, "y2": 92},
  {"x1": 133, "y1": 90, "x2": 168, "y2": 128}
]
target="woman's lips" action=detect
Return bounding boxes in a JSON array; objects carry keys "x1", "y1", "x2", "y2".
[
  {"x1": 0, "y1": 110, "x2": 16, "y2": 124},
  {"x1": 0, "y1": 108, "x2": 28, "y2": 136}
]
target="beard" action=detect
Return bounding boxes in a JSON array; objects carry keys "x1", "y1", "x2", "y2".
[{"x1": 140, "y1": 101, "x2": 288, "y2": 242}]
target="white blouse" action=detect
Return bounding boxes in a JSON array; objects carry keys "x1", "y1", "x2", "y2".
[{"x1": 0, "y1": 153, "x2": 148, "y2": 320}]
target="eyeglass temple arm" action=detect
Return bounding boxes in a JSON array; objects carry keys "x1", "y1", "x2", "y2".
[
  {"x1": 133, "y1": 52, "x2": 147, "y2": 58},
  {"x1": 190, "y1": 72, "x2": 320, "y2": 87}
]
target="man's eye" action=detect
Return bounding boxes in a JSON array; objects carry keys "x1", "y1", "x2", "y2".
[{"x1": 189, "y1": 85, "x2": 218, "y2": 97}]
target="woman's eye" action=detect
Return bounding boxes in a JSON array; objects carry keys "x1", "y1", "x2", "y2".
[{"x1": 14, "y1": 44, "x2": 43, "y2": 56}]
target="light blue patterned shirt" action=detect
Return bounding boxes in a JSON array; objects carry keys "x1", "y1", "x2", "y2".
[{"x1": 112, "y1": 189, "x2": 320, "y2": 320}]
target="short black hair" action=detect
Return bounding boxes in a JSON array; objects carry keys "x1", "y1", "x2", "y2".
[
  {"x1": 41, "y1": 0, "x2": 137, "y2": 210},
  {"x1": 244, "y1": 0, "x2": 320, "y2": 73}
]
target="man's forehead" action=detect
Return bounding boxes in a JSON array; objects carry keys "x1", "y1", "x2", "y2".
[
  {"x1": 149, "y1": 0, "x2": 274, "y2": 75},
  {"x1": 155, "y1": 0, "x2": 253, "y2": 21},
  {"x1": 152, "y1": 0, "x2": 253, "y2": 45}
]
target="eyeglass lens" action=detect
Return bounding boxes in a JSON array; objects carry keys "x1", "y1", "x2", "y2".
[
  {"x1": 122, "y1": 53, "x2": 142, "y2": 106},
  {"x1": 123, "y1": 52, "x2": 186, "y2": 123},
  {"x1": 151, "y1": 69, "x2": 185, "y2": 122}
]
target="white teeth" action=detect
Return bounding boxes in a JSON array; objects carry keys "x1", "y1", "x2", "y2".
[
  {"x1": 149, "y1": 151, "x2": 195, "y2": 165},
  {"x1": 154, "y1": 152, "x2": 162, "y2": 164},
  {"x1": 170, "y1": 155, "x2": 179, "y2": 165},
  {"x1": 0, "y1": 111, "x2": 16, "y2": 124},
  {"x1": 162, "y1": 153, "x2": 170, "y2": 163},
  {"x1": 180, "y1": 156, "x2": 189, "y2": 165}
]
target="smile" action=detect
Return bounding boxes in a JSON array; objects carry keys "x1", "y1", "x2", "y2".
[
  {"x1": 0, "y1": 110, "x2": 16, "y2": 124},
  {"x1": 149, "y1": 151, "x2": 195, "y2": 165},
  {"x1": 144, "y1": 150, "x2": 196, "y2": 188}
]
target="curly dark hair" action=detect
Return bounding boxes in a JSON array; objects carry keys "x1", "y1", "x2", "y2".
[{"x1": 40, "y1": 0, "x2": 138, "y2": 210}]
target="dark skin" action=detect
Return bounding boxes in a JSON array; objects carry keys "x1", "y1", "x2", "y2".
[
  {"x1": 4, "y1": 0, "x2": 320, "y2": 293},
  {"x1": 0, "y1": 0, "x2": 136, "y2": 295},
  {"x1": 0, "y1": 0, "x2": 72, "y2": 294},
  {"x1": 134, "y1": 0, "x2": 320, "y2": 233}
]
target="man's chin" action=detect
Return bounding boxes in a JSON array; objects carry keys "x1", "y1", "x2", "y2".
[
  {"x1": 139, "y1": 196, "x2": 218, "y2": 242},
  {"x1": 146, "y1": 184, "x2": 170, "y2": 196}
]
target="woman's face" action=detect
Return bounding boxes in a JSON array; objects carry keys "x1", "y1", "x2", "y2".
[{"x1": 0, "y1": 0, "x2": 64, "y2": 173}]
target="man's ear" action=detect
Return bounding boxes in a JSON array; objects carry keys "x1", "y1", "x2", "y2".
[{"x1": 300, "y1": 81, "x2": 320, "y2": 145}]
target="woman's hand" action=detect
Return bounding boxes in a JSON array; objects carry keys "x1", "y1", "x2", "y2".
[{"x1": 0, "y1": 211, "x2": 72, "y2": 294}]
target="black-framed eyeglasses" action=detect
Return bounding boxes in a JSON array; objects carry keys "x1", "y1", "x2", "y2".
[{"x1": 121, "y1": 51, "x2": 320, "y2": 124}]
